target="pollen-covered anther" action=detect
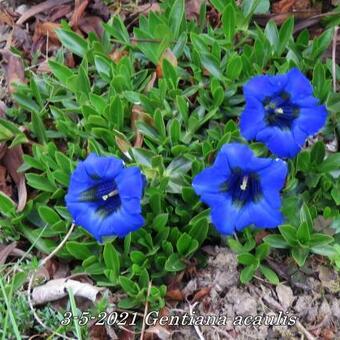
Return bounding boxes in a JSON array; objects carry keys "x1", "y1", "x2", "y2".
[
  {"x1": 240, "y1": 176, "x2": 248, "y2": 191},
  {"x1": 102, "y1": 189, "x2": 119, "y2": 201},
  {"x1": 274, "y1": 107, "x2": 284, "y2": 115}
]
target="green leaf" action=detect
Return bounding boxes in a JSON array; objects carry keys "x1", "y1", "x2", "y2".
[
  {"x1": 240, "y1": 264, "x2": 256, "y2": 284},
  {"x1": 169, "y1": 119, "x2": 181, "y2": 145},
  {"x1": 243, "y1": 0, "x2": 270, "y2": 15},
  {"x1": 210, "y1": 0, "x2": 226, "y2": 13},
  {"x1": 292, "y1": 247, "x2": 309, "y2": 267},
  {"x1": 222, "y1": 4, "x2": 235, "y2": 43},
  {"x1": 119, "y1": 276, "x2": 139, "y2": 296},
  {"x1": 104, "y1": 16, "x2": 130, "y2": 43},
  {"x1": 311, "y1": 245, "x2": 337, "y2": 257},
  {"x1": 164, "y1": 253, "x2": 186, "y2": 272},
  {"x1": 331, "y1": 186, "x2": 340, "y2": 205},
  {"x1": 296, "y1": 151, "x2": 310, "y2": 172},
  {"x1": 278, "y1": 16, "x2": 294, "y2": 55},
  {"x1": 31, "y1": 112, "x2": 47, "y2": 144},
  {"x1": 264, "y1": 234, "x2": 289, "y2": 249},
  {"x1": 118, "y1": 297, "x2": 139, "y2": 309},
  {"x1": 297, "y1": 222, "x2": 311, "y2": 245},
  {"x1": 300, "y1": 203, "x2": 313, "y2": 234},
  {"x1": 0, "y1": 192, "x2": 16, "y2": 216},
  {"x1": 200, "y1": 53, "x2": 223, "y2": 81},
  {"x1": 66, "y1": 241, "x2": 94, "y2": 260},
  {"x1": 48, "y1": 60, "x2": 74, "y2": 82},
  {"x1": 94, "y1": 55, "x2": 113, "y2": 82},
  {"x1": 38, "y1": 206, "x2": 60, "y2": 225},
  {"x1": 153, "y1": 213, "x2": 169, "y2": 230},
  {"x1": 319, "y1": 153, "x2": 340, "y2": 173},
  {"x1": 311, "y1": 141, "x2": 325, "y2": 164},
  {"x1": 309, "y1": 233, "x2": 334, "y2": 247},
  {"x1": 238, "y1": 253, "x2": 258, "y2": 266},
  {"x1": 26, "y1": 174, "x2": 57, "y2": 192},
  {"x1": 55, "y1": 29, "x2": 88, "y2": 57},
  {"x1": 259, "y1": 265, "x2": 279, "y2": 285},
  {"x1": 103, "y1": 243, "x2": 120, "y2": 277},
  {"x1": 176, "y1": 233, "x2": 199, "y2": 257},
  {"x1": 255, "y1": 243, "x2": 270, "y2": 260},
  {"x1": 279, "y1": 225, "x2": 298, "y2": 246},
  {"x1": 226, "y1": 55, "x2": 242, "y2": 80},
  {"x1": 189, "y1": 218, "x2": 209, "y2": 246},
  {"x1": 169, "y1": 0, "x2": 184, "y2": 39}
]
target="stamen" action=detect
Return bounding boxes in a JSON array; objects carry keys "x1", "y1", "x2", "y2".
[
  {"x1": 102, "y1": 189, "x2": 119, "y2": 201},
  {"x1": 240, "y1": 176, "x2": 248, "y2": 191},
  {"x1": 274, "y1": 107, "x2": 284, "y2": 114}
]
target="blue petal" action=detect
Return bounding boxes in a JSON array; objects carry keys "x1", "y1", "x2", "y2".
[
  {"x1": 292, "y1": 95, "x2": 319, "y2": 108},
  {"x1": 220, "y1": 143, "x2": 272, "y2": 172},
  {"x1": 240, "y1": 96, "x2": 266, "y2": 140},
  {"x1": 284, "y1": 68, "x2": 313, "y2": 100},
  {"x1": 210, "y1": 197, "x2": 240, "y2": 235},
  {"x1": 84, "y1": 153, "x2": 124, "y2": 180},
  {"x1": 236, "y1": 199, "x2": 284, "y2": 231},
  {"x1": 116, "y1": 167, "x2": 145, "y2": 199},
  {"x1": 192, "y1": 167, "x2": 228, "y2": 196},
  {"x1": 98, "y1": 208, "x2": 144, "y2": 239},
  {"x1": 66, "y1": 201, "x2": 103, "y2": 240},
  {"x1": 294, "y1": 105, "x2": 327, "y2": 136},
  {"x1": 256, "y1": 127, "x2": 301, "y2": 158},
  {"x1": 244, "y1": 74, "x2": 287, "y2": 101},
  {"x1": 121, "y1": 197, "x2": 142, "y2": 214},
  {"x1": 258, "y1": 158, "x2": 288, "y2": 192}
]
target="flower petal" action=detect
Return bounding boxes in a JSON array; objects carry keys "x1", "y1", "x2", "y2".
[
  {"x1": 240, "y1": 96, "x2": 266, "y2": 140},
  {"x1": 116, "y1": 167, "x2": 145, "y2": 199},
  {"x1": 210, "y1": 197, "x2": 240, "y2": 235},
  {"x1": 244, "y1": 73, "x2": 287, "y2": 101},
  {"x1": 236, "y1": 199, "x2": 284, "y2": 231},
  {"x1": 256, "y1": 127, "x2": 301, "y2": 158},
  {"x1": 98, "y1": 208, "x2": 144, "y2": 239},
  {"x1": 258, "y1": 158, "x2": 288, "y2": 192},
  {"x1": 192, "y1": 167, "x2": 228, "y2": 196},
  {"x1": 84, "y1": 153, "x2": 124, "y2": 180},
  {"x1": 294, "y1": 105, "x2": 327, "y2": 136},
  {"x1": 220, "y1": 143, "x2": 272, "y2": 172},
  {"x1": 284, "y1": 68, "x2": 313, "y2": 100}
]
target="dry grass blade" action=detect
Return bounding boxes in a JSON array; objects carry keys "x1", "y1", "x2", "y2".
[
  {"x1": 1, "y1": 50, "x2": 26, "y2": 94},
  {"x1": 2, "y1": 145, "x2": 27, "y2": 212},
  {"x1": 32, "y1": 278, "x2": 102, "y2": 305},
  {"x1": 0, "y1": 242, "x2": 17, "y2": 265},
  {"x1": 16, "y1": 0, "x2": 73, "y2": 25},
  {"x1": 70, "y1": 0, "x2": 89, "y2": 29}
]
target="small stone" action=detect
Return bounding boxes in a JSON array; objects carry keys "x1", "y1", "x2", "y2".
[{"x1": 276, "y1": 284, "x2": 295, "y2": 311}]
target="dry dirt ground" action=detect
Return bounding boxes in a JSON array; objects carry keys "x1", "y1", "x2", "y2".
[{"x1": 164, "y1": 247, "x2": 340, "y2": 340}]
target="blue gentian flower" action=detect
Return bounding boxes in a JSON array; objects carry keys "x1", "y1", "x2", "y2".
[
  {"x1": 192, "y1": 143, "x2": 287, "y2": 235},
  {"x1": 65, "y1": 153, "x2": 145, "y2": 242},
  {"x1": 240, "y1": 68, "x2": 327, "y2": 158}
]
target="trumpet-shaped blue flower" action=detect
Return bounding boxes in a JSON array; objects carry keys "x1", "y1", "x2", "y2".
[
  {"x1": 65, "y1": 153, "x2": 145, "y2": 242},
  {"x1": 192, "y1": 143, "x2": 287, "y2": 235},
  {"x1": 240, "y1": 68, "x2": 327, "y2": 158}
]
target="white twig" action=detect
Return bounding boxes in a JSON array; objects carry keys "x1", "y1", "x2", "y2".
[
  {"x1": 332, "y1": 26, "x2": 338, "y2": 92},
  {"x1": 296, "y1": 320, "x2": 316, "y2": 340},
  {"x1": 27, "y1": 223, "x2": 76, "y2": 340},
  {"x1": 188, "y1": 301, "x2": 205, "y2": 340},
  {"x1": 140, "y1": 281, "x2": 152, "y2": 340}
]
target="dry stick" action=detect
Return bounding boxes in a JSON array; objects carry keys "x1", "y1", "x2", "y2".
[
  {"x1": 332, "y1": 26, "x2": 339, "y2": 92},
  {"x1": 188, "y1": 301, "x2": 205, "y2": 340},
  {"x1": 140, "y1": 281, "x2": 152, "y2": 340},
  {"x1": 27, "y1": 223, "x2": 76, "y2": 340},
  {"x1": 296, "y1": 320, "x2": 317, "y2": 340}
]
